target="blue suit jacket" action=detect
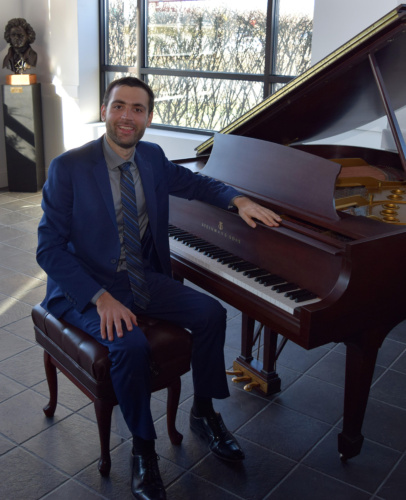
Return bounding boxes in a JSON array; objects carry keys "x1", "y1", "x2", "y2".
[{"x1": 37, "y1": 136, "x2": 240, "y2": 318}]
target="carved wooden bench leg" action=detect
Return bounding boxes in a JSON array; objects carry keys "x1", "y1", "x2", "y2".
[
  {"x1": 43, "y1": 351, "x2": 58, "y2": 417},
  {"x1": 166, "y1": 377, "x2": 183, "y2": 445},
  {"x1": 94, "y1": 398, "x2": 115, "y2": 476}
]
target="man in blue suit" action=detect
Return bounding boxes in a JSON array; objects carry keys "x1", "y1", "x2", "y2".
[{"x1": 37, "y1": 77, "x2": 281, "y2": 500}]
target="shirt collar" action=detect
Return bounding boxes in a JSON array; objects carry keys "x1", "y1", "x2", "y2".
[{"x1": 102, "y1": 134, "x2": 136, "y2": 171}]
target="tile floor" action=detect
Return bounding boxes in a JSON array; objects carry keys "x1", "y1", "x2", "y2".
[{"x1": 0, "y1": 189, "x2": 406, "y2": 499}]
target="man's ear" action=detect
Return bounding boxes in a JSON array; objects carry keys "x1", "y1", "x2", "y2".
[
  {"x1": 101, "y1": 104, "x2": 106, "y2": 122},
  {"x1": 147, "y1": 111, "x2": 153, "y2": 127}
]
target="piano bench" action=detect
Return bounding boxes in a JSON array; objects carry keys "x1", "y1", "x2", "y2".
[{"x1": 32, "y1": 303, "x2": 192, "y2": 477}]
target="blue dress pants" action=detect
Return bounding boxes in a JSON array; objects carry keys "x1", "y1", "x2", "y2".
[{"x1": 61, "y1": 269, "x2": 229, "y2": 440}]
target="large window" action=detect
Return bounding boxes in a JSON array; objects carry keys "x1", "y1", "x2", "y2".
[{"x1": 101, "y1": 0, "x2": 314, "y2": 131}]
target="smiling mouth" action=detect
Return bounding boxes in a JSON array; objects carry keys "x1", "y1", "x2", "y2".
[{"x1": 118, "y1": 125, "x2": 135, "y2": 133}]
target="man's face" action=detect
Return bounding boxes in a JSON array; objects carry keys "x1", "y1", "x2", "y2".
[
  {"x1": 101, "y1": 85, "x2": 153, "y2": 154},
  {"x1": 10, "y1": 26, "x2": 28, "y2": 49}
]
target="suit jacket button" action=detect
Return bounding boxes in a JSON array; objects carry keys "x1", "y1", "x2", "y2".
[{"x1": 111, "y1": 259, "x2": 117, "y2": 264}]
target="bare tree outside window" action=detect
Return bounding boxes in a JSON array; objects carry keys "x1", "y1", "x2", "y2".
[
  {"x1": 104, "y1": 0, "x2": 313, "y2": 130},
  {"x1": 275, "y1": 14, "x2": 313, "y2": 76},
  {"x1": 106, "y1": 0, "x2": 137, "y2": 66}
]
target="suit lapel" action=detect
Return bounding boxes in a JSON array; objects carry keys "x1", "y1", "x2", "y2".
[{"x1": 91, "y1": 138, "x2": 118, "y2": 230}]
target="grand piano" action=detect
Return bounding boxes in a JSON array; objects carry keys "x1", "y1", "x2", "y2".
[{"x1": 168, "y1": 4, "x2": 406, "y2": 460}]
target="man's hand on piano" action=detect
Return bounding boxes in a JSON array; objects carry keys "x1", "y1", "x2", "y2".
[{"x1": 233, "y1": 196, "x2": 282, "y2": 228}]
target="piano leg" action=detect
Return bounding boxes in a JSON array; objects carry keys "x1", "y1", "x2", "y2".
[
  {"x1": 230, "y1": 314, "x2": 281, "y2": 395},
  {"x1": 338, "y1": 336, "x2": 380, "y2": 460},
  {"x1": 241, "y1": 314, "x2": 255, "y2": 363}
]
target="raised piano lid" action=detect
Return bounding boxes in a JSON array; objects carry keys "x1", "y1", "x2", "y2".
[
  {"x1": 196, "y1": 4, "x2": 406, "y2": 171},
  {"x1": 201, "y1": 133, "x2": 341, "y2": 222}
]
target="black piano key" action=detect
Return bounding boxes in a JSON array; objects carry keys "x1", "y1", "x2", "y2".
[
  {"x1": 183, "y1": 237, "x2": 203, "y2": 244},
  {"x1": 208, "y1": 248, "x2": 230, "y2": 255},
  {"x1": 187, "y1": 239, "x2": 210, "y2": 248},
  {"x1": 285, "y1": 289, "x2": 306, "y2": 299},
  {"x1": 194, "y1": 243, "x2": 219, "y2": 251},
  {"x1": 244, "y1": 268, "x2": 269, "y2": 278},
  {"x1": 230, "y1": 262, "x2": 256, "y2": 271},
  {"x1": 189, "y1": 239, "x2": 212, "y2": 246},
  {"x1": 169, "y1": 230, "x2": 188, "y2": 237},
  {"x1": 272, "y1": 282, "x2": 299, "y2": 293},
  {"x1": 173, "y1": 235, "x2": 191, "y2": 242},
  {"x1": 199, "y1": 243, "x2": 219, "y2": 254},
  {"x1": 170, "y1": 230, "x2": 189, "y2": 238},
  {"x1": 236, "y1": 265, "x2": 259, "y2": 274},
  {"x1": 295, "y1": 292, "x2": 318, "y2": 303},
  {"x1": 257, "y1": 275, "x2": 285, "y2": 286},
  {"x1": 208, "y1": 252, "x2": 230, "y2": 260},
  {"x1": 168, "y1": 226, "x2": 184, "y2": 235},
  {"x1": 176, "y1": 235, "x2": 199, "y2": 242},
  {"x1": 205, "y1": 249, "x2": 230, "y2": 258},
  {"x1": 202, "y1": 247, "x2": 221, "y2": 255},
  {"x1": 285, "y1": 289, "x2": 311, "y2": 299},
  {"x1": 213, "y1": 253, "x2": 234, "y2": 261},
  {"x1": 173, "y1": 236, "x2": 191, "y2": 242},
  {"x1": 218, "y1": 255, "x2": 243, "y2": 264},
  {"x1": 184, "y1": 236, "x2": 204, "y2": 242}
]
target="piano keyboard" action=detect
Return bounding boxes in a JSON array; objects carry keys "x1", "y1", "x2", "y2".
[{"x1": 169, "y1": 226, "x2": 321, "y2": 315}]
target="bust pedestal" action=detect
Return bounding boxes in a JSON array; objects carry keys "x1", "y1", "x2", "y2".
[
  {"x1": 6, "y1": 74, "x2": 37, "y2": 85},
  {"x1": 2, "y1": 79, "x2": 45, "y2": 192}
]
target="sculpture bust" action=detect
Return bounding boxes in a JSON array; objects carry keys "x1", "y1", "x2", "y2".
[{"x1": 3, "y1": 18, "x2": 37, "y2": 74}]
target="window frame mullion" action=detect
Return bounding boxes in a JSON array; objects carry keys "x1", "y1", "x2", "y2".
[{"x1": 137, "y1": 0, "x2": 146, "y2": 79}]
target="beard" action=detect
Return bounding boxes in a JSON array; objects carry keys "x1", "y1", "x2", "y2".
[{"x1": 105, "y1": 121, "x2": 145, "y2": 149}]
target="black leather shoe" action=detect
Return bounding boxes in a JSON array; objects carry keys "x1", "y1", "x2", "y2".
[
  {"x1": 131, "y1": 452, "x2": 166, "y2": 500},
  {"x1": 190, "y1": 409, "x2": 245, "y2": 462}
]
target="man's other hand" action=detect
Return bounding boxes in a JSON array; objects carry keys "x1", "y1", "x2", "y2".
[{"x1": 96, "y1": 291, "x2": 138, "y2": 341}]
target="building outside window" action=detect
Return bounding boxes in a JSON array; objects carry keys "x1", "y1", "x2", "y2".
[{"x1": 101, "y1": 0, "x2": 314, "y2": 131}]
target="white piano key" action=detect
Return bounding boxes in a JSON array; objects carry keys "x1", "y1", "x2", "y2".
[{"x1": 170, "y1": 238, "x2": 320, "y2": 315}]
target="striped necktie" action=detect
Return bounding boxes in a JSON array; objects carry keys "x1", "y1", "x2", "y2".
[{"x1": 119, "y1": 162, "x2": 150, "y2": 309}]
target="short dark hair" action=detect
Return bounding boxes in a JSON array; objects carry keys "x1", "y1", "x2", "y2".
[{"x1": 103, "y1": 77, "x2": 155, "y2": 114}]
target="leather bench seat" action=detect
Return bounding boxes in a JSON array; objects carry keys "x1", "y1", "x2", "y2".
[{"x1": 32, "y1": 303, "x2": 192, "y2": 476}]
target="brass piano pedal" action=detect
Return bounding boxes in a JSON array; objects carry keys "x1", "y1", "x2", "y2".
[
  {"x1": 244, "y1": 381, "x2": 260, "y2": 392},
  {"x1": 231, "y1": 375, "x2": 251, "y2": 384},
  {"x1": 226, "y1": 369, "x2": 243, "y2": 376}
]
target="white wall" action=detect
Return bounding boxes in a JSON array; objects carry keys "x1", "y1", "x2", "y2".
[
  {"x1": 310, "y1": 0, "x2": 404, "y2": 150},
  {"x1": 311, "y1": 0, "x2": 399, "y2": 64}
]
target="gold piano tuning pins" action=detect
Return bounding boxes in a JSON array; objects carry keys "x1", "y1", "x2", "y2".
[{"x1": 380, "y1": 202, "x2": 401, "y2": 223}]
